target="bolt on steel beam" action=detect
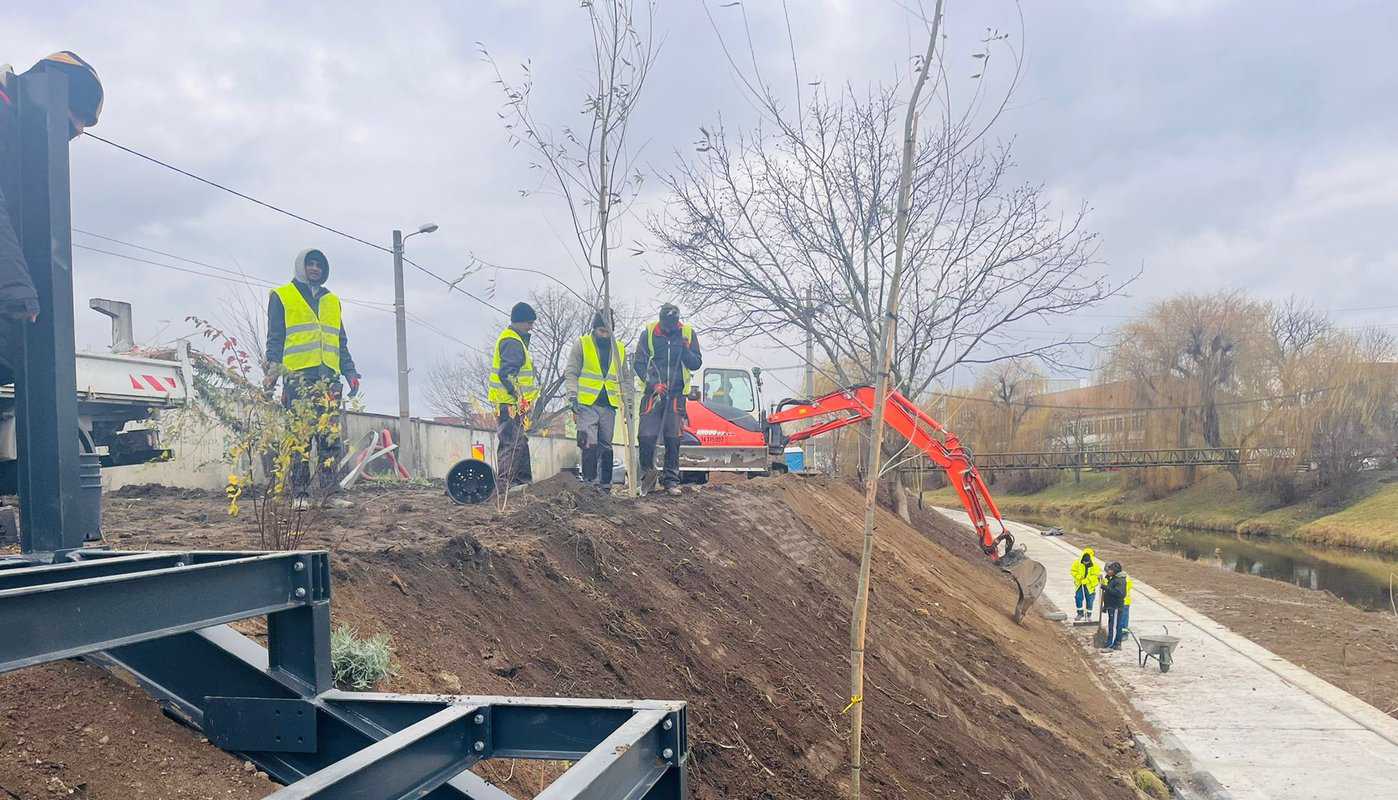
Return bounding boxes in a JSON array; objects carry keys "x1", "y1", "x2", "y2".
[{"x1": 263, "y1": 705, "x2": 485, "y2": 799}]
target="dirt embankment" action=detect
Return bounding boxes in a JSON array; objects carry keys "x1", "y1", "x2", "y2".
[{"x1": 4, "y1": 477, "x2": 1150, "y2": 799}]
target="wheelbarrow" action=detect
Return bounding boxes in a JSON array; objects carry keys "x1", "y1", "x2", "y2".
[{"x1": 1129, "y1": 625, "x2": 1181, "y2": 673}]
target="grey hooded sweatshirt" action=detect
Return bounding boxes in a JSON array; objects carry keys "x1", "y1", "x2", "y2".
[{"x1": 265, "y1": 248, "x2": 358, "y2": 379}]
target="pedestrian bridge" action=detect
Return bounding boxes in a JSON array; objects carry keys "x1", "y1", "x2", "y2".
[{"x1": 929, "y1": 447, "x2": 1297, "y2": 471}]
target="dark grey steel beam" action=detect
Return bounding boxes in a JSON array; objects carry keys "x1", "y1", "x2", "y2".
[
  {"x1": 264, "y1": 705, "x2": 484, "y2": 799},
  {"x1": 535, "y1": 709, "x2": 672, "y2": 800},
  {"x1": 0, "y1": 551, "x2": 327, "y2": 673},
  {"x1": 14, "y1": 63, "x2": 83, "y2": 553},
  {"x1": 102, "y1": 627, "x2": 514, "y2": 800},
  {"x1": 323, "y1": 692, "x2": 685, "y2": 761}
]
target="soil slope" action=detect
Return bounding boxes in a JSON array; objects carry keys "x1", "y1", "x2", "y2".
[{"x1": 3, "y1": 478, "x2": 1146, "y2": 799}]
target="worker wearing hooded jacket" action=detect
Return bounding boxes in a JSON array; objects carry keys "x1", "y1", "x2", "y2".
[
  {"x1": 265, "y1": 248, "x2": 360, "y2": 499},
  {"x1": 0, "y1": 52, "x2": 104, "y2": 384},
  {"x1": 490, "y1": 302, "x2": 540, "y2": 490},
  {"x1": 1071, "y1": 547, "x2": 1102, "y2": 620},
  {"x1": 565, "y1": 309, "x2": 627, "y2": 490},
  {"x1": 632, "y1": 303, "x2": 702, "y2": 495},
  {"x1": 1101, "y1": 561, "x2": 1134, "y2": 651}
]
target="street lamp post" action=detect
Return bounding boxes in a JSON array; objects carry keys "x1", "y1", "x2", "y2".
[{"x1": 392, "y1": 222, "x2": 438, "y2": 479}]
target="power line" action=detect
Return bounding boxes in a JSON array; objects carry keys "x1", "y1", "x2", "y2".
[
  {"x1": 402, "y1": 256, "x2": 506, "y2": 316},
  {"x1": 80, "y1": 135, "x2": 507, "y2": 317},
  {"x1": 82, "y1": 132, "x2": 392, "y2": 254},
  {"x1": 71, "y1": 241, "x2": 481, "y2": 353}
]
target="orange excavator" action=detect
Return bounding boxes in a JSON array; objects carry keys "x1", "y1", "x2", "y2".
[{"x1": 766, "y1": 385, "x2": 1048, "y2": 623}]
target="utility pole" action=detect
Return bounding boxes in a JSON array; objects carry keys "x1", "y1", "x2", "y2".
[
  {"x1": 392, "y1": 229, "x2": 413, "y2": 478},
  {"x1": 804, "y1": 286, "x2": 815, "y2": 472}
]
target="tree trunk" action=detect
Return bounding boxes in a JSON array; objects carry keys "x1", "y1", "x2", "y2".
[{"x1": 848, "y1": 6, "x2": 942, "y2": 797}]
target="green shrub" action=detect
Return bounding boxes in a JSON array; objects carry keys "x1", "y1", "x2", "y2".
[
  {"x1": 1133, "y1": 768, "x2": 1169, "y2": 799},
  {"x1": 330, "y1": 625, "x2": 395, "y2": 690}
]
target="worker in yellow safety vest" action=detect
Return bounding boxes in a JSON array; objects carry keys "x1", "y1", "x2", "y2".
[
  {"x1": 489, "y1": 302, "x2": 540, "y2": 490},
  {"x1": 565, "y1": 309, "x2": 628, "y2": 491},
  {"x1": 632, "y1": 304, "x2": 702, "y2": 496},
  {"x1": 1101, "y1": 561, "x2": 1134, "y2": 651},
  {"x1": 1071, "y1": 547, "x2": 1103, "y2": 620},
  {"x1": 264, "y1": 248, "x2": 360, "y2": 503}
]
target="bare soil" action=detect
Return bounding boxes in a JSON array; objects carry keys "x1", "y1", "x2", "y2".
[{"x1": 3, "y1": 477, "x2": 1151, "y2": 798}]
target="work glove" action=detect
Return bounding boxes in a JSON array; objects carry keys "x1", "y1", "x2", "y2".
[
  {"x1": 651, "y1": 382, "x2": 668, "y2": 396},
  {"x1": 262, "y1": 371, "x2": 278, "y2": 390},
  {"x1": 347, "y1": 375, "x2": 361, "y2": 397},
  {"x1": 569, "y1": 395, "x2": 583, "y2": 413}
]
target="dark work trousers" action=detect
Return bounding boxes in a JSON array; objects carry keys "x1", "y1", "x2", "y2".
[
  {"x1": 575, "y1": 401, "x2": 617, "y2": 486},
  {"x1": 496, "y1": 403, "x2": 533, "y2": 490},
  {"x1": 638, "y1": 392, "x2": 684, "y2": 488},
  {"x1": 282, "y1": 372, "x2": 343, "y2": 497},
  {"x1": 1105, "y1": 605, "x2": 1130, "y2": 649}
]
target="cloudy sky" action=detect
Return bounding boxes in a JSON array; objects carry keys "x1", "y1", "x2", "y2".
[{"x1": 7, "y1": 0, "x2": 1397, "y2": 412}]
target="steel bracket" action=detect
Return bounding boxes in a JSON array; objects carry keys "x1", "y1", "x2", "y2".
[{"x1": 204, "y1": 697, "x2": 318, "y2": 753}]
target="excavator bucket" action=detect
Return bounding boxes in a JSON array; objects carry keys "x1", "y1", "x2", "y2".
[{"x1": 1001, "y1": 549, "x2": 1048, "y2": 624}]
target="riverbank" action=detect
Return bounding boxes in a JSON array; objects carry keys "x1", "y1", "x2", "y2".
[
  {"x1": 1042, "y1": 526, "x2": 1398, "y2": 721},
  {"x1": 934, "y1": 508, "x2": 1398, "y2": 797},
  {"x1": 925, "y1": 467, "x2": 1398, "y2": 552}
]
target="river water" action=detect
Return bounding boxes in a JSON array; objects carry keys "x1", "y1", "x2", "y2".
[{"x1": 1019, "y1": 513, "x2": 1398, "y2": 612}]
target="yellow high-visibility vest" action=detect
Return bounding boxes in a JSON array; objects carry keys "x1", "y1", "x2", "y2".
[
  {"x1": 275, "y1": 284, "x2": 342, "y2": 374},
  {"x1": 645, "y1": 322, "x2": 693, "y2": 393},
  {"x1": 578, "y1": 335, "x2": 625, "y2": 408},
  {"x1": 488, "y1": 327, "x2": 538, "y2": 404},
  {"x1": 1122, "y1": 573, "x2": 1134, "y2": 606}
]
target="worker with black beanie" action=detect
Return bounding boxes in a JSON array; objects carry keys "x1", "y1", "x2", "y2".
[{"x1": 489, "y1": 301, "x2": 539, "y2": 491}]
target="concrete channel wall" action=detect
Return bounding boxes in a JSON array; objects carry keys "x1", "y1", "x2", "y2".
[{"x1": 99, "y1": 408, "x2": 578, "y2": 492}]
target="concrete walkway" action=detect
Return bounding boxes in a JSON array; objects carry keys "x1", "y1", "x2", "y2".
[{"x1": 936, "y1": 509, "x2": 1398, "y2": 799}]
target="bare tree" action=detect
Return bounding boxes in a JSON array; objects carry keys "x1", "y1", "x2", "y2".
[
  {"x1": 483, "y1": 0, "x2": 657, "y2": 492},
  {"x1": 650, "y1": 87, "x2": 1123, "y2": 401},
  {"x1": 424, "y1": 351, "x2": 492, "y2": 424},
  {"x1": 425, "y1": 287, "x2": 591, "y2": 432},
  {"x1": 979, "y1": 358, "x2": 1045, "y2": 449}
]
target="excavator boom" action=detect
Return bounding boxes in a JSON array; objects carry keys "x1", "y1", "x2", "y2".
[{"x1": 770, "y1": 385, "x2": 1047, "y2": 622}]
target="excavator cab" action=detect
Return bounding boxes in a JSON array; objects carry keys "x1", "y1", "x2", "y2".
[{"x1": 678, "y1": 366, "x2": 781, "y2": 476}]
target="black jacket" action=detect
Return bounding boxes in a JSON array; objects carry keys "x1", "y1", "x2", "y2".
[
  {"x1": 1102, "y1": 574, "x2": 1128, "y2": 610},
  {"x1": 265, "y1": 280, "x2": 358, "y2": 379},
  {"x1": 0, "y1": 69, "x2": 39, "y2": 322},
  {"x1": 632, "y1": 322, "x2": 702, "y2": 396}
]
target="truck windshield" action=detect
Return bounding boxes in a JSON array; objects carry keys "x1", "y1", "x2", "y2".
[{"x1": 703, "y1": 369, "x2": 755, "y2": 413}]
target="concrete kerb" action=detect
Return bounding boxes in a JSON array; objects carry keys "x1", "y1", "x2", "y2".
[
  {"x1": 1024, "y1": 523, "x2": 1398, "y2": 750},
  {"x1": 1131, "y1": 731, "x2": 1232, "y2": 800}
]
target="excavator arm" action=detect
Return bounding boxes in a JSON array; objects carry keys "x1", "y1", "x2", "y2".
[{"x1": 769, "y1": 385, "x2": 1048, "y2": 622}]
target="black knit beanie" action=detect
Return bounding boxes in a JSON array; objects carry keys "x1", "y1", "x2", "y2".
[{"x1": 511, "y1": 302, "x2": 537, "y2": 323}]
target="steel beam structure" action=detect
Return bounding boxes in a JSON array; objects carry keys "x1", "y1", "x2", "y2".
[
  {"x1": 13, "y1": 68, "x2": 84, "y2": 554},
  {"x1": 264, "y1": 705, "x2": 484, "y2": 799},
  {"x1": 0, "y1": 550, "x2": 329, "y2": 674},
  {"x1": 5, "y1": 550, "x2": 689, "y2": 798}
]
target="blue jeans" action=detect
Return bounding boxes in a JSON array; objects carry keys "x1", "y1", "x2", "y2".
[
  {"x1": 1105, "y1": 606, "x2": 1130, "y2": 648},
  {"x1": 1075, "y1": 585, "x2": 1096, "y2": 612}
]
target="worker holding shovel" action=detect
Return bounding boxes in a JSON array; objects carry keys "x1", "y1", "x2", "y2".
[
  {"x1": 633, "y1": 304, "x2": 702, "y2": 496},
  {"x1": 1071, "y1": 547, "x2": 1102, "y2": 620},
  {"x1": 1101, "y1": 561, "x2": 1134, "y2": 651}
]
